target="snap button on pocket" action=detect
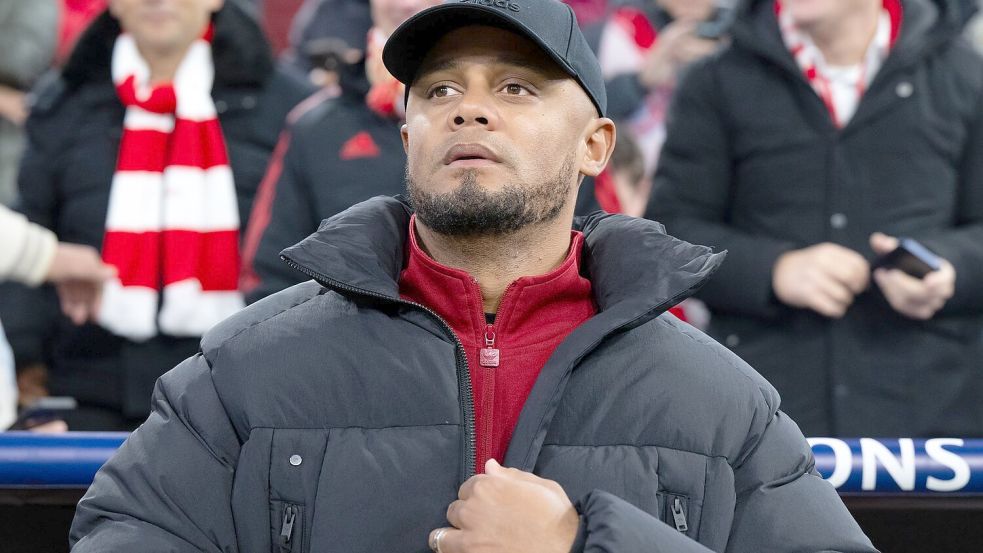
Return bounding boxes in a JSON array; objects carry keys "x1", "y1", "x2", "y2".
[
  {"x1": 896, "y1": 82, "x2": 913, "y2": 98},
  {"x1": 289, "y1": 454, "x2": 303, "y2": 466}
]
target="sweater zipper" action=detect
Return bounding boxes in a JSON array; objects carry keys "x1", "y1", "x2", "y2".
[
  {"x1": 283, "y1": 257, "x2": 477, "y2": 481},
  {"x1": 476, "y1": 323, "x2": 498, "y2": 468}
]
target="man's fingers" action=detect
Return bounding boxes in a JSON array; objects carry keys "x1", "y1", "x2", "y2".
[
  {"x1": 429, "y1": 527, "x2": 462, "y2": 553},
  {"x1": 446, "y1": 500, "x2": 466, "y2": 528},
  {"x1": 809, "y1": 292, "x2": 850, "y2": 319},
  {"x1": 823, "y1": 251, "x2": 870, "y2": 294},
  {"x1": 815, "y1": 275, "x2": 855, "y2": 307},
  {"x1": 869, "y1": 232, "x2": 899, "y2": 256},
  {"x1": 457, "y1": 474, "x2": 485, "y2": 500}
]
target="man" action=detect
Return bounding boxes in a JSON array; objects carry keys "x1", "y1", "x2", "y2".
[
  {"x1": 70, "y1": 0, "x2": 876, "y2": 551},
  {"x1": 240, "y1": 0, "x2": 439, "y2": 302},
  {"x1": 648, "y1": 0, "x2": 983, "y2": 438},
  {"x1": 0, "y1": 0, "x2": 313, "y2": 430}
]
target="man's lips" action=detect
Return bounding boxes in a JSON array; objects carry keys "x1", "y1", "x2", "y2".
[{"x1": 442, "y1": 144, "x2": 502, "y2": 166}]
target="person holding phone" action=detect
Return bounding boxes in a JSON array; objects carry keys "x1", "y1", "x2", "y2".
[{"x1": 649, "y1": 0, "x2": 983, "y2": 438}]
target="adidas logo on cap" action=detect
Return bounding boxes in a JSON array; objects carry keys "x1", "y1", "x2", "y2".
[{"x1": 458, "y1": 0, "x2": 521, "y2": 13}]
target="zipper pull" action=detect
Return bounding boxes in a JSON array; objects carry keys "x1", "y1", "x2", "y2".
[
  {"x1": 479, "y1": 324, "x2": 499, "y2": 367},
  {"x1": 280, "y1": 505, "x2": 297, "y2": 547},
  {"x1": 670, "y1": 497, "x2": 688, "y2": 533}
]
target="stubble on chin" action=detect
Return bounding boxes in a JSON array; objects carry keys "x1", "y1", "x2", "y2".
[{"x1": 406, "y1": 156, "x2": 576, "y2": 237}]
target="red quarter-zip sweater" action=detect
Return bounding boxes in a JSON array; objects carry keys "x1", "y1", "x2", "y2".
[{"x1": 399, "y1": 216, "x2": 596, "y2": 472}]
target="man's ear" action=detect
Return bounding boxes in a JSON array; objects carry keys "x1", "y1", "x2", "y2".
[
  {"x1": 579, "y1": 118, "x2": 616, "y2": 178},
  {"x1": 400, "y1": 124, "x2": 410, "y2": 154}
]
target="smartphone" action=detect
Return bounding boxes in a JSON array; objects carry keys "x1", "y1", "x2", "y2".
[
  {"x1": 873, "y1": 237, "x2": 942, "y2": 279},
  {"x1": 696, "y1": 8, "x2": 736, "y2": 40},
  {"x1": 7, "y1": 396, "x2": 77, "y2": 430}
]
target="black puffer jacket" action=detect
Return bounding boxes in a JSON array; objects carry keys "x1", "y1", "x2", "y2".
[
  {"x1": 243, "y1": 92, "x2": 406, "y2": 303},
  {"x1": 649, "y1": 0, "x2": 983, "y2": 436},
  {"x1": 0, "y1": 3, "x2": 314, "y2": 425},
  {"x1": 70, "y1": 197, "x2": 875, "y2": 553}
]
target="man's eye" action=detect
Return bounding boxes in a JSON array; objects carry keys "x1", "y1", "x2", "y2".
[
  {"x1": 503, "y1": 83, "x2": 529, "y2": 95},
  {"x1": 429, "y1": 85, "x2": 460, "y2": 98}
]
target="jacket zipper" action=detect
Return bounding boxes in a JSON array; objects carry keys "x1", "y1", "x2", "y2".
[
  {"x1": 283, "y1": 257, "x2": 477, "y2": 480},
  {"x1": 279, "y1": 503, "x2": 299, "y2": 551},
  {"x1": 669, "y1": 495, "x2": 689, "y2": 533}
]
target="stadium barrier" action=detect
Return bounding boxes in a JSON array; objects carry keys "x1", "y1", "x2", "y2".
[{"x1": 0, "y1": 433, "x2": 981, "y2": 551}]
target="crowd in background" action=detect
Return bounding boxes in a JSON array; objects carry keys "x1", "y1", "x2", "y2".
[{"x1": 2, "y1": 0, "x2": 983, "y2": 438}]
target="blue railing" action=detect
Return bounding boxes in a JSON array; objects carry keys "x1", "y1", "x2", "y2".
[{"x1": 2, "y1": 432, "x2": 983, "y2": 494}]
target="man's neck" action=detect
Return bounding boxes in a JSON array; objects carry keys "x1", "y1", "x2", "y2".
[
  {"x1": 413, "y1": 217, "x2": 575, "y2": 314},
  {"x1": 804, "y1": 1, "x2": 882, "y2": 66},
  {"x1": 141, "y1": 47, "x2": 186, "y2": 84}
]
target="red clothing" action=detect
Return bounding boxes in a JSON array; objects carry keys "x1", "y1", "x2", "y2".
[{"x1": 399, "y1": 217, "x2": 596, "y2": 471}]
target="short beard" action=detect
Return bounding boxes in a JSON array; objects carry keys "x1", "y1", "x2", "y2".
[{"x1": 407, "y1": 156, "x2": 576, "y2": 237}]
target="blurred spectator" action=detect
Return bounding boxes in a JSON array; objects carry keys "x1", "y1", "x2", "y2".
[
  {"x1": 57, "y1": 0, "x2": 109, "y2": 66},
  {"x1": 0, "y1": 0, "x2": 59, "y2": 206},
  {"x1": 650, "y1": 0, "x2": 983, "y2": 437},
  {"x1": 0, "y1": 206, "x2": 114, "y2": 429},
  {"x1": 281, "y1": 0, "x2": 373, "y2": 94},
  {"x1": 241, "y1": 0, "x2": 438, "y2": 301},
  {"x1": 0, "y1": 0, "x2": 314, "y2": 430},
  {"x1": 966, "y1": 0, "x2": 983, "y2": 50},
  {"x1": 592, "y1": 0, "x2": 729, "y2": 177},
  {"x1": 567, "y1": 0, "x2": 610, "y2": 27}
]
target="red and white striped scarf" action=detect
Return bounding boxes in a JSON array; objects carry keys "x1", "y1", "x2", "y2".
[
  {"x1": 777, "y1": 0, "x2": 902, "y2": 128},
  {"x1": 99, "y1": 26, "x2": 244, "y2": 341}
]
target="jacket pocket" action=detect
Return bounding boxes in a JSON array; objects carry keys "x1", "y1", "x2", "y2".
[
  {"x1": 271, "y1": 500, "x2": 306, "y2": 553},
  {"x1": 663, "y1": 493, "x2": 690, "y2": 535}
]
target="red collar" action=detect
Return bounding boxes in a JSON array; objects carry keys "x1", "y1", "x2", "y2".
[{"x1": 398, "y1": 215, "x2": 595, "y2": 348}]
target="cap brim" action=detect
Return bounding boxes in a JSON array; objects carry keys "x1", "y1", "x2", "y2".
[{"x1": 382, "y1": 3, "x2": 578, "y2": 88}]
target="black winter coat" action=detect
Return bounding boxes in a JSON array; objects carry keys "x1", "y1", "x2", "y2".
[
  {"x1": 648, "y1": 0, "x2": 983, "y2": 436},
  {"x1": 0, "y1": 4, "x2": 314, "y2": 424},
  {"x1": 70, "y1": 197, "x2": 875, "y2": 553},
  {"x1": 245, "y1": 93, "x2": 406, "y2": 303}
]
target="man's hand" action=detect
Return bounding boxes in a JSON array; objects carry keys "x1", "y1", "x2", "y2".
[
  {"x1": 639, "y1": 22, "x2": 719, "y2": 89},
  {"x1": 870, "y1": 232, "x2": 955, "y2": 320},
  {"x1": 773, "y1": 243, "x2": 870, "y2": 318},
  {"x1": 429, "y1": 459, "x2": 579, "y2": 553},
  {"x1": 46, "y1": 243, "x2": 116, "y2": 325},
  {"x1": 0, "y1": 85, "x2": 28, "y2": 126}
]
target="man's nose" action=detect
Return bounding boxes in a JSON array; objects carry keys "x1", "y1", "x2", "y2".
[{"x1": 450, "y1": 90, "x2": 497, "y2": 129}]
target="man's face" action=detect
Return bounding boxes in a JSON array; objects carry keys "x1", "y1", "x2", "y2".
[
  {"x1": 402, "y1": 25, "x2": 610, "y2": 236},
  {"x1": 109, "y1": 0, "x2": 222, "y2": 55},
  {"x1": 371, "y1": 0, "x2": 442, "y2": 36},
  {"x1": 783, "y1": 0, "x2": 872, "y2": 28}
]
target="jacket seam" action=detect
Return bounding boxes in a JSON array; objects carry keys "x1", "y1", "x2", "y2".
[
  {"x1": 248, "y1": 423, "x2": 460, "y2": 431},
  {"x1": 654, "y1": 317, "x2": 776, "y2": 468},
  {"x1": 540, "y1": 442, "x2": 729, "y2": 461},
  {"x1": 208, "y1": 287, "x2": 326, "y2": 365},
  {"x1": 655, "y1": 317, "x2": 774, "y2": 408}
]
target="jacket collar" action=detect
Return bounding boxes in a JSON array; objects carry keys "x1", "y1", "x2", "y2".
[
  {"x1": 280, "y1": 196, "x2": 725, "y2": 326},
  {"x1": 62, "y1": 2, "x2": 274, "y2": 91},
  {"x1": 731, "y1": 0, "x2": 958, "y2": 80}
]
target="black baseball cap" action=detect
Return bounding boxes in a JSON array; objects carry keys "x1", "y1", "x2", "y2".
[{"x1": 382, "y1": 0, "x2": 607, "y2": 117}]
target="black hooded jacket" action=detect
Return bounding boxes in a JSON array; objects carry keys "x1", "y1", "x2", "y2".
[
  {"x1": 70, "y1": 196, "x2": 875, "y2": 552},
  {"x1": 648, "y1": 0, "x2": 983, "y2": 436},
  {"x1": 0, "y1": 2, "x2": 314, "y2": 424}
]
